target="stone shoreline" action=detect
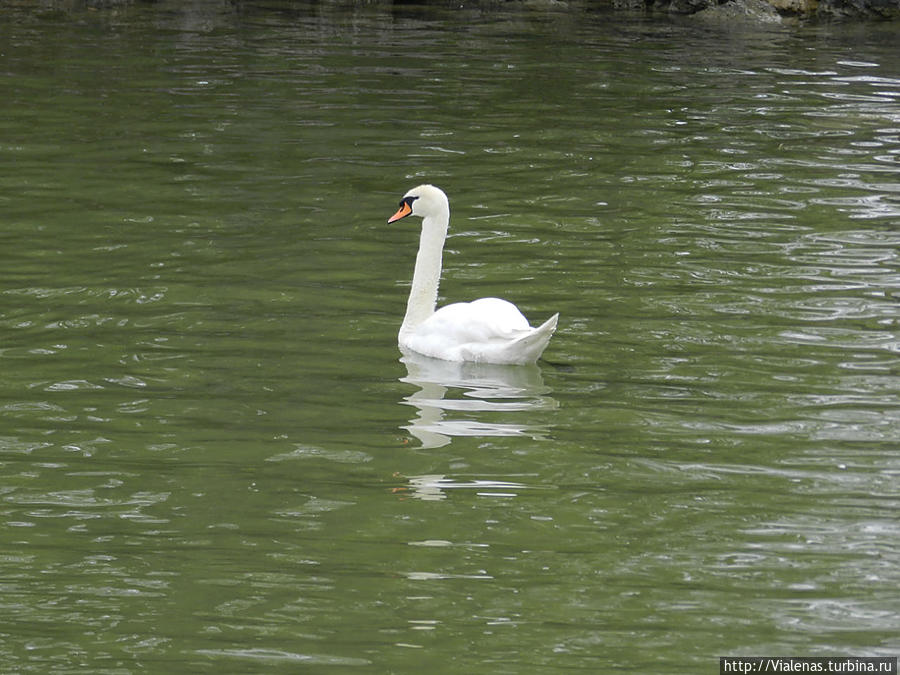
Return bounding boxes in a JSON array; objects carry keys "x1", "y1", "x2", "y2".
[{"x1": 14, "y1": 0, "x2": 900, "y2": 21}]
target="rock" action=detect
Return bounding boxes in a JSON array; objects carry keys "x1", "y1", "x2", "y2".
[
  {"x1": 765, "y1": 0, "x2": 817, "y2": 12},
  {"x1": 816, "y1": 0, "x2": 900, "y2": 16},
  {"x1": 639, "y1": 0, "x2": 899, "y2": 17},
  {"x1": 692, "y1": 0, "x2": 784, "y2": 20}
]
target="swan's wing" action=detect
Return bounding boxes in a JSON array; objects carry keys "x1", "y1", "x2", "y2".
[
  {"x1": 431, "y1": 298, "x2": 530, "y2": 340},
  {"x1": 404, "y1": 299, "x2": 557, "y2": 365}
]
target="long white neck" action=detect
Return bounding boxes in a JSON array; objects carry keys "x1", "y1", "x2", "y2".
[{"x1": 401, "y1": 210, "x2": 449, "y2": 335}]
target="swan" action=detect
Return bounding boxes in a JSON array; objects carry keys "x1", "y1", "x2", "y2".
[{"x1": 388, "y1": 184, "x2": 558, "y2": 365}]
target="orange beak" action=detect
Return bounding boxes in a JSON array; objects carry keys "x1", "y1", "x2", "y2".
[{"x1": 388, "y1": 201, "x2": 413, "y2": 223}]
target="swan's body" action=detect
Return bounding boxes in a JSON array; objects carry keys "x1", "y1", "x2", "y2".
[{"x1": 388, "y1": 184, "x2": 557, "y2": 365}]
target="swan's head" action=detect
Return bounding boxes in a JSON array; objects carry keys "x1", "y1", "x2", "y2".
[{"x1": 388, "y1": 184, "x2": 449, "y2": 223}]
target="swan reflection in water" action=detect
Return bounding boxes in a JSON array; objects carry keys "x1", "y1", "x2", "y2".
[
  {"x1": 399, "y1": 351, "x2": 558, "y2": 450},
  {"x1": 403, "y1": 474, "x2": 534, "y2": 501}
]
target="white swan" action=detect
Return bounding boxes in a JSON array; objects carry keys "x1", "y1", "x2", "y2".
[{"x1": 388, "y1": 184, "x2": 558, "y2": 365}]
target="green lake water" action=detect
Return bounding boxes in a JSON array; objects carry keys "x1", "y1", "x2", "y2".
[{"x1": 1, "y1": 1, "x2": 898, "y2": 672}]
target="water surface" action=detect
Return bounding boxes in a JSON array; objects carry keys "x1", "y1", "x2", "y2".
[{"x1": 1, "y1": 2, "x2": 898, "y2": 672}]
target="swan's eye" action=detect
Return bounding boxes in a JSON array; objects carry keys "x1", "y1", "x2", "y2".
[{"x1": 400, "y1": 196, "x2": 418, "y2": 208}]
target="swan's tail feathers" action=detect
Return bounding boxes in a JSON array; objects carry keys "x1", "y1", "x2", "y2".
[
  {"x1": 507, "y1": 313, "x2": 559, "y2": 365},
  {"x1": 538, "y1": 312, "x2": 559, "y2": 334}
]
